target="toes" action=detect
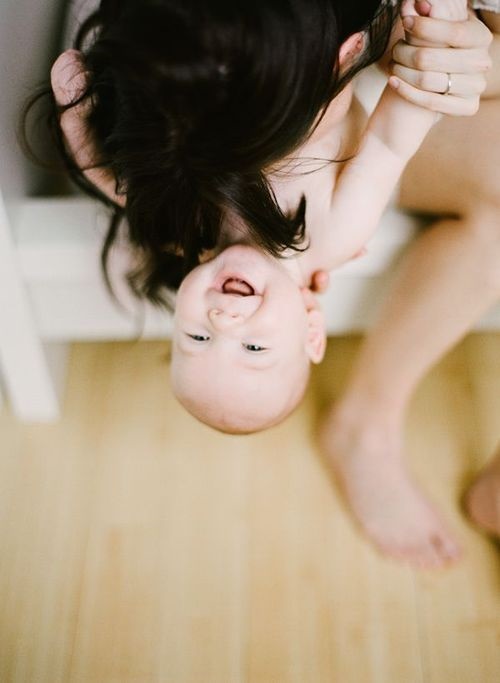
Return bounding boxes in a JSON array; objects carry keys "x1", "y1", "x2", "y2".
[
  {"x1": 418, "y1": 543, "x2": 446, "y2": 569},
  {"x1": 431, "y1": 533, "x2": 461, "y2": 564},
  {"x1": 376, "y1": 539, "x2": 440, "y2": 569},
  {"x1": 376, "y1": 531, "x2": 460, "y2": 570},
  {"x1": 406, "y1": 542, "x2": 447, "y2": 570}
]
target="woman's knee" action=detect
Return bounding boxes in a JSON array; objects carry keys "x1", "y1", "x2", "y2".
[
  {"x1": 465, "y1": 207, "x2": 500, "y2": 290},
  {"x1": 473, "y1": 174, "x2": 500, "y2": 211}
]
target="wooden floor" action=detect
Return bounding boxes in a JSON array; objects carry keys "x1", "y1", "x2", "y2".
[{"x1": 0, "y1": 334, "x2": 499, "y2": 683}]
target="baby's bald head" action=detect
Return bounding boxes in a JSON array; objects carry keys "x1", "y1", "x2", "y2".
[{"x1": 171, "y1": 244, "x2": 326, "y2": 434}]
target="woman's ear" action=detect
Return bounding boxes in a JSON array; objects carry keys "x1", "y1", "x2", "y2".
[
  {"x1": 305, "y1": 308, "x2": 327, "y2": 365},
  {"x1": 338, "y1": 31, "x2": 365, "y2": 68}
]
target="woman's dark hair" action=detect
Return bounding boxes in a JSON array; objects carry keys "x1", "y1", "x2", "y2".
[{"x1": 23, "y1": 0, "x2": 401, "y2": 308}]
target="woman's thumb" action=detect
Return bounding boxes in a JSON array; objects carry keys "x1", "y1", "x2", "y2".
[
  {"x1": 51, "y1": 49, "x2": 87, "y2": 105},
  {"x1": 415, "y1": 1, "x2": 432, "y2": 16}
]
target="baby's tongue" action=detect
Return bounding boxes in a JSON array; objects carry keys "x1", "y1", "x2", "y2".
[{"x1": 222, "y1": 278, "x2": 254, "y2": 296}]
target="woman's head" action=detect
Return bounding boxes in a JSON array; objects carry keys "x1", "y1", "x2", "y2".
[{"x1": 40, "y1": 0, "x2": 401, "y2": 304}]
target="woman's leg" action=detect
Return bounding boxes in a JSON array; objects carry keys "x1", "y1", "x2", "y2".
[{"x1": 320, "y1": 100, "x2": 500, "y2": 567}]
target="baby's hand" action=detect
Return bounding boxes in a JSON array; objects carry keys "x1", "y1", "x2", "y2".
[
  {"x1": 402, "y1": 0, "x2": 467, "y2": 21},
  {"x1": 389, "y1": 2, "x2": 492, "y2": 115},
  {"x1": 310, "y1": 270, "x2": 330, "y2": 294},
  {"x1": 309, "y1": 248, "x2": 368, "y2": 294}
]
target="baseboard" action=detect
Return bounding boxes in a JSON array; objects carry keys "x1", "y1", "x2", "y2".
[{"x1": 15, "y1": 196, "x2": 500, "y2": 340}]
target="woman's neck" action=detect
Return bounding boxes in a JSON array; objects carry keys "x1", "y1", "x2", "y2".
[
  {"x1": 209, "y1": 84, "x2": 363, "y2": 289},
  {"x1": 266, "y1": 84, "x2": 356, "y2": 178},
  {"x1": 308, "y1": 83, "x2": 355, "y2": 148},
  {"x1": 271, "y1": 84, "x2": 367, "y2": 288}
]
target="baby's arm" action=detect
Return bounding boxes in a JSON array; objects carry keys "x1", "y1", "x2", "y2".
[
  {"x1": 309, "y1": 87, "x2": 437, "y2": 271},
  {"x1": 311, "y1": 1, "x2": 487, "y2": 271}
]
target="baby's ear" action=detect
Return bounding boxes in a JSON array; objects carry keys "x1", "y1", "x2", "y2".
[{"x1": 305, "y1": 309, "x2": 327, "y2": 365}]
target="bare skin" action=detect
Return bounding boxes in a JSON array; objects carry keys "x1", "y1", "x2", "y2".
[
  {"x1": 320, "y1": 77, "x2": 500, "y2": 567},
  {"x1": 52, "y1": 4, "x2": 497, "y2": 551},
  {"x1": 465, "y1": 446, "x2": 500, "y2": 535}
]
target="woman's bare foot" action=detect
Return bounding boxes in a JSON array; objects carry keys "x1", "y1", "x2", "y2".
[
  {"x1": 320, "y1": 408, "x2": 461, "y2": 568},
  {"x1": 464, "y1": 448, "x2": 500, "y2": 537}
]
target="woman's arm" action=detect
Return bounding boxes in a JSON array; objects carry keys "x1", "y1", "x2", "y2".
[{"x1": 309, "y1": 2, "x2": 491, "y2": 273}]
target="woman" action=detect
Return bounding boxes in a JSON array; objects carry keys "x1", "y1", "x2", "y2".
[
  {"x1": 321, "y1": 4, "x2": 500, "y2": 568},
  {"x1": 41, "y1": 0, "x2": 497, "y2": 565}
]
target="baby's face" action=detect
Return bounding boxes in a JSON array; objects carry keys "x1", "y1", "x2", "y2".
[{"x1": 171, "y1": 245, "x2": 326, "y2": 433}]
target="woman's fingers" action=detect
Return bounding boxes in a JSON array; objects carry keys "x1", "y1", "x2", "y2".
[
  {"x1": 51, "y1": 51, "x2": 94, "y2": 168},
  {"x1": 392, "y1": 40, "x2": 492, "y2": 74},
  {"x1": 391, "y1": 8, "x2": 492, "y2": 118},
  {"x1": 402, "y1": 11, "x2": 492, "y2": 48},
  {"x1": 51, "y1": 50, "x2": 126, "y2": 207},
  {"x1": 401, "y1": 0, "x2": 417, "y2": 17},
  {"x1": 388, "y1": 75, "x2": 480, "y2": 115},
  {"x1": 391, "y1": 62, "x2": 488, "y2": 96},
  {"x1": 423, "y1": 0, "x2": 467, "y2": 22},
  {"x1": 415, "y1": 1, "x2": 432, "y2": 17},
  {"x1": 51, "y1": 50, "x2": 89, "y2": 107}
]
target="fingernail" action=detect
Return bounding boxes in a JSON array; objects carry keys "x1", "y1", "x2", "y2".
[
  {"x1": 403, "y1": 16, "x2": 414, "y2": 30},
  {"x1": 389, "y1": 76, "x2": 400, "y2": 89}
]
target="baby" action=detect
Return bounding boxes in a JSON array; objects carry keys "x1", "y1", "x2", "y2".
[
  {"x1": 171, "y1": 242, "x2": 326, "y2": 433},
  {"x1": 50, "y1": 0, "x2": 482, "y2": 433},
  {"x1": 171, "y1": 0, "x2": 479, "y2": 433},
  {"x1": 170, "y1": 132, "x2": 448, "y2": 430}
]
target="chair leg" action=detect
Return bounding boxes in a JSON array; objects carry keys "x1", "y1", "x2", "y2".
[{"x1": 0, "y1": 200, "x2": 67, "y2": 422}]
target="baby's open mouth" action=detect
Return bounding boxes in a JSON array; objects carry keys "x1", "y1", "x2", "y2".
[{"x1": 222, "y1": 278, "x2": 255, "y2": 296}]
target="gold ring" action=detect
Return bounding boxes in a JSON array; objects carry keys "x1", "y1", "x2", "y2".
[{"x1": 443, "y1": 73, "x2": 452, "y2": 95}]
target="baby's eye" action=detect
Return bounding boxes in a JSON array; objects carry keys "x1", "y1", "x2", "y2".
[
  {"x1": 244, "y1": 343, "x2": 267, "y2": 353},
  {"x1": 187, "y1": 334, "x2": 210, "y2": 342}
]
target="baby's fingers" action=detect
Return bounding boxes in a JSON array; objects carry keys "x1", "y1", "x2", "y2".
[
  {"x1": 310, "y1": 270, "x2": 330, "y2": 294},
  {"x1": 402, "y1": 12, "x2": 492, "y2": 48},
  {"x1": 389, "y1": 76, "x2": 480, "y2": 115}
]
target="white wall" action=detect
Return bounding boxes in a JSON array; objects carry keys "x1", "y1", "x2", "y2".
[{"x1": 0, "y1": 0, "x2": 66, "y2": 203}]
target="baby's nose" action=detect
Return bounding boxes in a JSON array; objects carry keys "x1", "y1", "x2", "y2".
[
  {"x1": 208, "y1": 308, "x2": 244, "y2": 330},
  {"x1": 206, "y1": 291, "x2": 261, "y2": 325}
]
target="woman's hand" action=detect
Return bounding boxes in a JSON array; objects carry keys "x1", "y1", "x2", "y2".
[
  {"x1": 389, "y1": 9, "x2": 493, "y2": 115},
  {"x1": 51, "y1": 50, "x2": 126, "y2": 207}
]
